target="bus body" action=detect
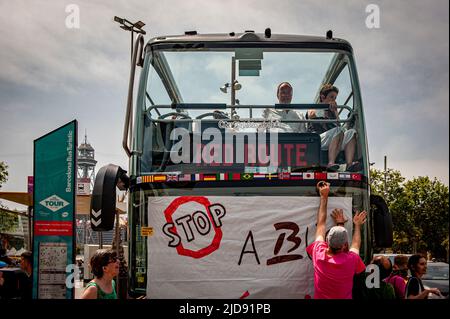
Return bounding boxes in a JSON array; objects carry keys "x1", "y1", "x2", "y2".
[{"x1": 91, "y1": 30, "x2": 392, "y2": 298}]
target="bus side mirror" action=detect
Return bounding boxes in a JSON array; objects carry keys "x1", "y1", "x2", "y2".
[
  {"x1": 90, "y1": 164, "x2": 129, "y2": 231},
  {"x1": 370, "y1": 194, "x2": 393, "y2": 248}
]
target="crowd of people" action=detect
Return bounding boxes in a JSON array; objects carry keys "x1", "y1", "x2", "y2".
[
  {"x1": 0, "y1": 249, "x2": 33, "y2": 299},
  {"x1": 1, "y1": 246, "x2": 119, "y2": 300},
  {"x1": 0, "y1": 187, "x2": 445, "y2": 300},
  {"x1": 308, "y1": 181, "x2": 444, "y2": 299}
]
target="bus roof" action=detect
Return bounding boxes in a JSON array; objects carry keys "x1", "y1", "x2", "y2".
[{"x1": 146, "y1": 31, "x2": 353, "y2": 53}]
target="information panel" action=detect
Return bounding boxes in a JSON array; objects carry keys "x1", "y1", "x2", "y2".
[{"x1": 33, "y1": 120, "x2": 77, "y2": 299}]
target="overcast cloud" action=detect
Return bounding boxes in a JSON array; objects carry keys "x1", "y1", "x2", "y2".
[{"x1": 0, "y1": 0, "x2": 448, "y2": 210}]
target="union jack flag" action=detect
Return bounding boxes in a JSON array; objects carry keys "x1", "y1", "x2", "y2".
[{"x1": 166, "y1": 174, "x2": 178, "y2": 182}]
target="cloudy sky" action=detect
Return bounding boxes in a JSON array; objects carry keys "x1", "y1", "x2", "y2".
[{"x1": 0, "y1": 0, "x2": 448, "y2": 210}]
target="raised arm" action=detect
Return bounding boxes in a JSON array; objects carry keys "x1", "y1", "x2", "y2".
[
  {"x1": 331, "y1": 208, "x2": 348, "y2": 226},
  {"x1": 329, "y1": 100, "x2": 339, "y2": 120},
  {"x1": 349, "y1": 211, "x2": 367, "y2": 254},
  {"x1": 315, "y1": 181, "x2": 330, "y2": 242}
]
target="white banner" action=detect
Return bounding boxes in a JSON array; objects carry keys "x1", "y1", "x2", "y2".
[{"x1": 147, "y1": 196, "x2": 352, "y2": 298}]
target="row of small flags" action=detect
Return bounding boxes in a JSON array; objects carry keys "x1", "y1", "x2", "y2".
[{"x1": 136, "y1": 172, "x2": 362, "y2": 184}]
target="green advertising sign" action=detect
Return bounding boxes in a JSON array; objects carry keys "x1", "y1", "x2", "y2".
[{"x1": 33, "y1": 120, "x2": 77, "y2": 299}]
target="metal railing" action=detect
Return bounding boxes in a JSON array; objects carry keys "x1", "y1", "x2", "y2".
[{"x1": 145, "y1": 104, "x2": 355, "y2": 125}]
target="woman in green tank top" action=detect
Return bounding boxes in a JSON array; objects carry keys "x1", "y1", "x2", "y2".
[{"x1": 81, "y1": 249, "x2": 119, "y2": 299}]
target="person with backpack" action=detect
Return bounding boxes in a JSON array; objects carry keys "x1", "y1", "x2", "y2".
[
  {"x1": 352, "y1": 255, "x2": 396, "y2": 299},
  {"x1": 406, "y1": 254, "x2": 441, "y2": 299},
  {"x1": 385, "y1": 255, "x2": 409, "y2": 299}
]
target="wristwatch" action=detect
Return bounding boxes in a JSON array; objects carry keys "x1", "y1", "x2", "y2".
[{"x1": 337, "y1": 222, "x2": 345, "y2": 226}]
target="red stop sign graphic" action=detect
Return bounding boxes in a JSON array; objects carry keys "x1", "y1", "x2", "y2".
[{"x1": 164, "y1": 196, "x2": 223, "y2": 258}]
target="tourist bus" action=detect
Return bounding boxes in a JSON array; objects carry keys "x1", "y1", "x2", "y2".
[{"x1": 92, "y1": 29, "x2": 393, "y2": 298}]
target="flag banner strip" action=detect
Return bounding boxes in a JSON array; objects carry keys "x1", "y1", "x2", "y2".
[{"x1": 136, "y1": 173, "x2": 364, "y2": 183}]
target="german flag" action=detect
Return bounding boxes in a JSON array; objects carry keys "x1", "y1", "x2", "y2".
[{"x1": 203, "y1": 174, "x2": 217, "y2": 181}]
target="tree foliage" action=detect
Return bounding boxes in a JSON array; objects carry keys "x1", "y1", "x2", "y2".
[
  {"x1": 402, "y1": 177, "x2": 449, "y2": 258},
  {"x1": 0, "y1": 161, "x2": 8, "y2": 189},
  {"x1": 370, "y1": 168, "x2": 405, "y2": 207},
  {"x1": 0, "y1": 208, "x2": 20, "y2": 233},
  {"x1": 370, "y1": 169, "x2": 449, "y2": 259}
]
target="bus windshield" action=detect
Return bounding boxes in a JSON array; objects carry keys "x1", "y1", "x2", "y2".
[
  {"x1": 143, "y1": 47, "x2": 355, "y2": 117},
  {"x1": 139, "y1": 45, "x2": 362, "y2": 175}
]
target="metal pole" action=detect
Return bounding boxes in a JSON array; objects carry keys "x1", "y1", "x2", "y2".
[
  {"x1": 115, "y1": 209, "x2": 120, "y2": 296},
  {"x1": 130, "y1": 30, "x2": 134, "y2": 65},
  {"x1": 84, "y1": 216, "x2": 87, "y2": 246},
  {"x1": 384, "y1": 155, "x2": 387, "y2": 199},
  {"x1": 99, "y1": 232, "x2": 103, "y2": 249},
  {"x1": 230, "y1": 57, "x2": 237, "y2": 119},
  {"x1": 27, "y1": 206, "x2": 32, "y2": 250}
]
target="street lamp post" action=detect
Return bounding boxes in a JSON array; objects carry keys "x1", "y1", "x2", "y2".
[
  {"x1": 112, "y1": 16, "x2": 145, "y2": 298},
  {"x1": 384, "y1": 155, "x2": 387, "y2": 199},
  {"x1": 219, "y1": 57, "x2": 242, "y2": 119},
  {"x1": 113, "y1": 16, "x2": 146, "y2": 63}
]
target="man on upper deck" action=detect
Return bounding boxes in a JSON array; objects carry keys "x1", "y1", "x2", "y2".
[{"x1": 263, "y1": 82, "x2": 306, "y2": 133}]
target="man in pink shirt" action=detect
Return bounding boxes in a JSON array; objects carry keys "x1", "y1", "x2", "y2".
[{"x1": 306, "y1": 181, "x2": 367, "y2": 299}]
